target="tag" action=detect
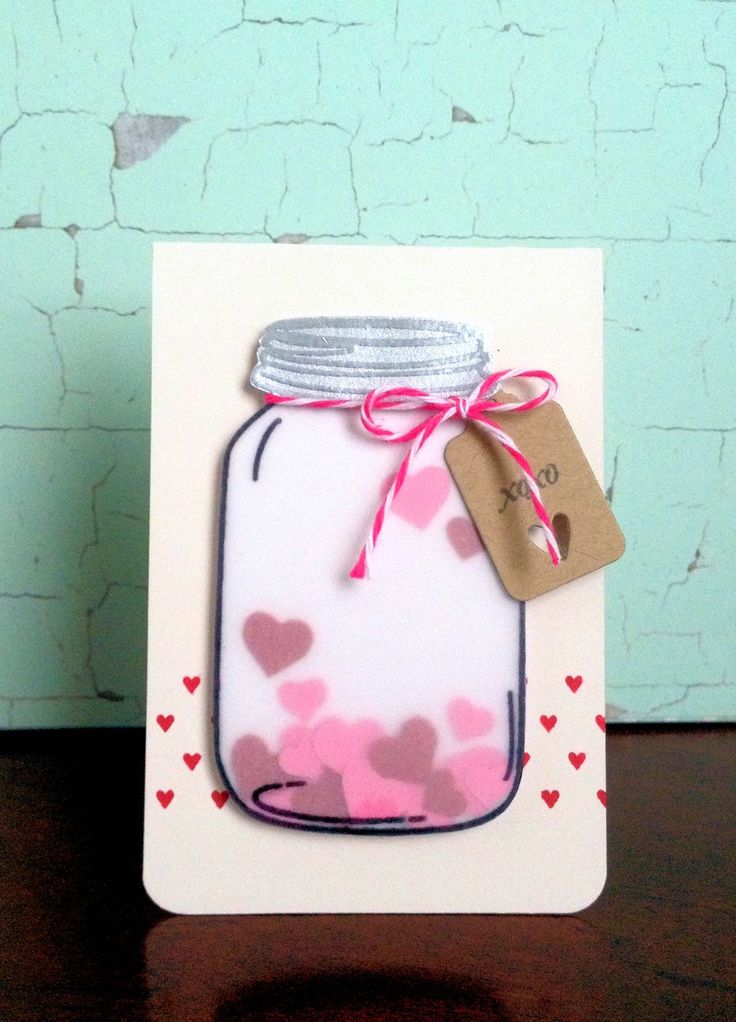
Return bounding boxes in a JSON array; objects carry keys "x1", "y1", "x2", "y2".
[{"x1": 444, "y1": 399, "x2": 625, "y2": 601}]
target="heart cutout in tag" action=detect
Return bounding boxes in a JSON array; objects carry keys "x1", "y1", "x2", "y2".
[{"x1": 528, "y1": 513, "x2": 570, "y2": 561}]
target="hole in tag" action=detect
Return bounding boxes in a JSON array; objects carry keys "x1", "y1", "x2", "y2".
[{"x1": 528, "y1": 513, "x2": 570, "y2": 561}]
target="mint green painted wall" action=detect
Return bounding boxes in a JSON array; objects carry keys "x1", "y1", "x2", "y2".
[{"x1": 0, "y1": 1, "x2": 733, "y2": 726}]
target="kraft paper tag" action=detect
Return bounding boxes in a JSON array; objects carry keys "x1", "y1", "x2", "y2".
[{"x1": 444, "y1": 400, "x2": 625, "y2": 601}]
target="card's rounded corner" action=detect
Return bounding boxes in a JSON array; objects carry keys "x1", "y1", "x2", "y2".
[
  {"x1": 142, "y1": 864, "x2": 194, "y2": 916},
  {"x1": 566, "y1": 861, "x2": 608, "y2": 914}
]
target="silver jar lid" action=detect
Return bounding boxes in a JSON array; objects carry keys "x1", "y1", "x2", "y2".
[{"x1": 250, "y1": 317, "x2": 490, "y2": 399}]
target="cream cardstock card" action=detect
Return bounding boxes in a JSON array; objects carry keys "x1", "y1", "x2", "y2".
[{"x1": 145, "y1": 243, "x2": 606, "y2": 914}]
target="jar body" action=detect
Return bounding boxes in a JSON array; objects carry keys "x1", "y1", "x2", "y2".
[{"x1": 215, "y1": 404, "x2": 525, "y2": 833}]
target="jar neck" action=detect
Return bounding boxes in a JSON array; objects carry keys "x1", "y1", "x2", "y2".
[{"x1": 250, "y1": 317, "x2": 490, "y2": 400}]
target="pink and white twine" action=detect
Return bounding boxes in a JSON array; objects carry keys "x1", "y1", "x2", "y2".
[{"x1": 265, "y1": 368, "x2": 560, "y2": 580}]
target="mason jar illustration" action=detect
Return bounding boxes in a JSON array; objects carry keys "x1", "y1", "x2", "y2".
[{"x1": 215, "y1": 318, "x2": 525, "y2": 834}]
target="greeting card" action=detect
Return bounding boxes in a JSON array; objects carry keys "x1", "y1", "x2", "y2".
[{"x1": 145, "y1": 244, "x2": 610, "y2": 913}]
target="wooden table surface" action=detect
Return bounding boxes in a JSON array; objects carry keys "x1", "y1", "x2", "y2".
[{"x1": 0, "y1": 726, "x2": 733, "y2": 1021}]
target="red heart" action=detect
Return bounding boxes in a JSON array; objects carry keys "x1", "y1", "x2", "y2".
[
  {"x1": 522, "y1": 751, "x2": 530, "y2": 767},
  {"x1": 369, "y1": 717, "x2": 437, "y2": 783},
  {"x1": 183, "y1": 752, "x2": 201, "y2": 771},
  {"x1": 597, "y1": 789, "x2": 607, "y2": 807},
  {"x1": 156, "y1": 789, "x2": 174, "y2": 809},
  {"x1": 243, "y1": 612, "x2": 313, "y2": 677},
  {"x1": 156, "y1": 713, "x2": 174, "y2": 733},
  {"x1": 183, "y1": 675, "x2": 200, "y2": 694},
  {"x1": 211, "y1": 790, "x2": 229, "y2": 809},
  {"x1": 541, "y1": 789, "x2": 559, "y2": 809},
  {"x1": 568, "y1": 751, "x2": 586, "y2": 770},
  {"x1": 565, "y1": 674, "x2": 583, "y2": 693},
  {"x1": 595, "y1": 714, "x2": 606, "y2": 732},
  {"x1": 540, "y1": 714, "x2": 557, "y2": 733}
]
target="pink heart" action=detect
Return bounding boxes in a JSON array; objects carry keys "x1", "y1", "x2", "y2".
[
  {"x1": 353, "y1": 797, "x2": 401, "y2": 818},
  {"x1": 445, "y1": 747, "x2": 510, "y2": 809},
  {"x1": 343, "y1": 758, "x2": 424, "y2": 819},
  {"x1": 313, "y1": 716, "x2": 383, "y2": 773},
  {"x1": 278, "y1": 726, "x2": 323, "y2": 780},
  {"x1": 447, "y1": 697, "x2": 494, "y2": 741},
  {"x1": 446, "y1": 517, "x2": 484, "y2": 559},
  {"x1": 243, "y1": 612, "x2": 313, "y2": 677},
  {"x1": 389, "y1": 466, "x2": 451, "y2": 530},
  {"x1": 263, "y1": 787, "x2": 293, "y2": 811},
  {"x1": 277, "y1": 678, "x2": 326, "y2": 721}
]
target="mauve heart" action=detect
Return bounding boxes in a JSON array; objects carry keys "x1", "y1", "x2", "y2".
[
  {"x1": 390, "y1": 466, "x2": 451, "y2": 530},
  {"x1": 446, "y1": 517, "x2": 484, "y2": 559},
  {"x1": 423, "y1": 768, "x2": 467, "y2": 818},
  {"x1": 368, "y1": 717, "x2": 437, "y2": 783},
  {"x1": 230, "y1": 734, "x2": 290, "y2": 802},
  {"x1": 291, "y1": 768, "x2": 349, "y2": 819},
  {"x1": 243, "y1": 612, "x2": 313, "y2": 677}
]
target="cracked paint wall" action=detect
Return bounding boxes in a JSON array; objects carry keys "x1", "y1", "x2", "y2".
[{"x1": 0, "y1": 0, "x2": 734, "y2": 726}]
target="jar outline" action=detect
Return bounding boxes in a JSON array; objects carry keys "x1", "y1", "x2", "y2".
[{"x1": 213, "y1": 404, "x2": 527, "y2": 836}]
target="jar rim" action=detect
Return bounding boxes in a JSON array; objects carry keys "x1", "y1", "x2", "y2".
[{"x1": 251, "y1": 317, "x2": 490, "y2": 399}]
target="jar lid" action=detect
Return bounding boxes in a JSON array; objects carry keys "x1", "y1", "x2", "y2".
[{"x1": 250, "y1": 317, "x2": 490, "y2": 399}]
